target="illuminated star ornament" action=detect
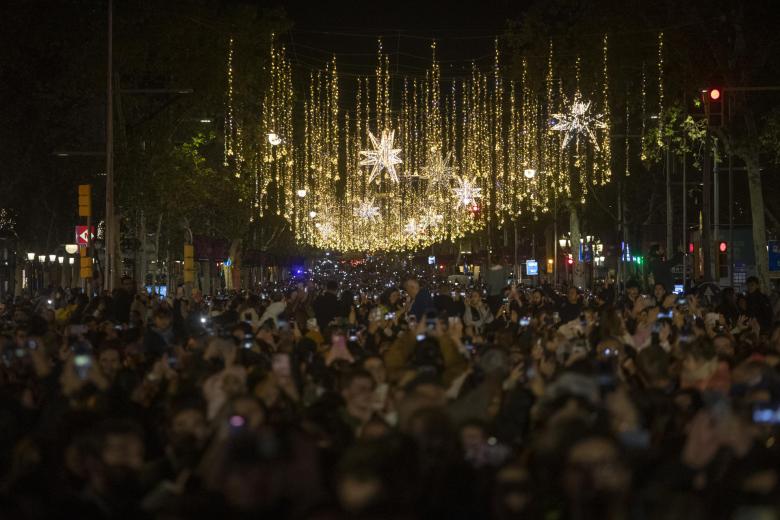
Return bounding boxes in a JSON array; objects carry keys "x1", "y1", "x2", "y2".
[
  {"x1": 404, "y1": 219, "x2": 424, "y2": 236},
  {"x1": 453, "y1": 176, "x2": 482, "y2": 207},
  {"x1": 419, "y1": 207, "x2": 443, "y2": 229},
  {"x1": 421, "y1": 150, "x2": 454, "y2": 190},
  {"x1": 551, "y1": 95, "x2": 607, "y2": 150},
  {"x1": 315, "y1": 221, "x2": 334, "y2": 239},
  {"x1": 359, "y1": 129, "x2": 403, "y2": 184},
  {"x1": 354, "y1": 199, "x2": 381, "y2": 220}
]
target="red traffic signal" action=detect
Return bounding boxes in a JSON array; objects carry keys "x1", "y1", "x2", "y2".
[
  {"x1": 566, "y1": 254, "x2": 574, "y2": 265},
  {"x1": 688, "y1": 242, "x2": 694, "y2": 253},
  {"x1": 719, "y1": 241, "x2": 727, "y2": 253},
  {"x1": 709, "y1": 88, "x2": 721, "y2": 101}
]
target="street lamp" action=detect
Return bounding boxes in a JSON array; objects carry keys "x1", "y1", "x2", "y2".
[
  {"x1": 69, "y1": 258, "x2": 75, "y2": 265},
  {"x1": 58, "y1": 256, "x2": 64, "y2": 264},
  {"x1": 65, "y1": 244, "x2": 78, "y2": 254},
  {"x1": 27, "y1": 252, "x2": 35, "y2": 261},
  {"x1": 558, "y1": 238, "x2": 567, "y2": 248},
  {"x1": 48, "y1": 254, "x2": 56, "y2": 262},
  {"x1": 38, "y1": 255, "x2": 46, "y2": 263}
]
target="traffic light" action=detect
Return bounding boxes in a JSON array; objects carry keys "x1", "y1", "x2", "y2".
[
  {"x1": 702, "y1": 88, "x2": 723, "y2": 126},
  {"x1": 566, "y1": 254, "x2": 573, "y2": 265},
  {"x1": 78, "y1": 184, "x2": 91, "y2": 217},
  {"x1": 717, "y1": 241, "x2": 728, "y2": 278},
  {"x1": 183, "y1": 244, "x2": 195, "y2": 283},
  {"x1": 688, "y1": 242, "x2": 695, "y2": 254}
]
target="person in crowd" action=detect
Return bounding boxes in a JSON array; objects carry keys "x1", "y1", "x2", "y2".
[
  {"x1": 745, "y1": 275, "x2": 773, "y2": 334},
  {"x1": 403, "y1": 276, "x2": 433, "y2": 321},
  {"x1": 463, "y1": 290, "x2": 494, "y2": 334},
  {"x1": 2, "y1": 261, "x2": 780, "y2": 520},
  {"x1": 313, "y1": 280, "x2": 340, "y2": 330}
]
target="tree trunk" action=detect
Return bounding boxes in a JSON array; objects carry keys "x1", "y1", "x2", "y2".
[
  {"x1": 746, "y1": 157, "x2": 770, "y2": 292},
  {"x1": 569, "y1": 201, "x2": 584, "y2": 288},
  {"x1": 137, "y1": 210, "x2": 146, "y2": 287}
]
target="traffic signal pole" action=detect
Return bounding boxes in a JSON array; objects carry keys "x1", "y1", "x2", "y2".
[{"x1": 702, "y1": 120, "x2": 713, "y2": 282}]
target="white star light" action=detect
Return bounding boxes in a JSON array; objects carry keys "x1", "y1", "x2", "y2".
[
  {"x1": 421, "y1": 150, "x2": 454, "y2": 190},
  {"x1": 315, "y1": 221, "x2": 334, "y2": 239},
  {"x1": 404, "y1": 219, "x2": 423, "y2": 236},
  {"x1": 551, "y1": 97, "x2": 607, "y2": 150},
  {"x1": 419, "y1": 207, "x2": 443, "y2": 229},
  {"x1": 452, "y1": 176, "x2": 482, "y2": 207},
  {"x1": 354, "y1": 199, "x2": 381, "y2": 220},
  {"x1": 359, "y1": 129, "x2": 403, "y2": 184}
]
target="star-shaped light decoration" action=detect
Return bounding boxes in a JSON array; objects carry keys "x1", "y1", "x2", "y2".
[
  {"x1": 551, "y1": 95, "x2": 607, "y2": 150},
  {"x1": 419, "y1": 207, "x2": 444, "y2": 229},
  {"x1": 359, "y1": 129, "x2": 403, "y2": 184},
  {"x1": 353, "y1": 198, "x2": 381, "y2": 220},
  {"x1": 404, "y1": 219, "x2": 424, "y2": 236},
  {"x1": 315, "y1": 221, "x2": 334, "y2": 239},
  {"x1": 421, "y1": 150, "x2": 454, "y2": 191},
  {"x1": 452, "y1": 176, "x2": 482, "y2": 207}
]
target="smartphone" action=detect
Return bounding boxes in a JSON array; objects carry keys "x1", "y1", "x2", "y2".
[
  {"x1": 385, "y1": 312, "x2": 396, "y2": 320},
  {"x1": 657, "y1": 310, "x2": 674, "y2": 320},
  {"x1": 348, "y1": 329, "x2": 359, "y2": 342},
  {"x1": 272, "y1": 353, "x2": 291, "y2": 378},
  {"x1": 519, "y1": 316, "x2": 531, "y2": 327},
  {"x1": 752, "y1": 403, "x2": 780, "y2": 425},
  {"x1": 74, "y1": 353, "x2": 92, "y2": 380},
  {"x1": 228, "y1": 414, "x2": 246, "y2": 433}
]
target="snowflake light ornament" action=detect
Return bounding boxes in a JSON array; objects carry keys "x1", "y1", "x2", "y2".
[
  {"x1": 452, "y1": 176, "x2": 482, "y2": 207},
  {"x1": 359, "y1": 129, "x2": 403, "y2": 184},
  {"x1": 551, "y1": 95, "x2": 607, "y2": 150},
  {"x1": 404, "y1": 219, "x2": 424, "y2": 236},
  {"x1": 421, "y1": 150, "x2": 454, "y2": 191},
  {"x1": 354, "y1": 198, "x2": 381, "y2": 220},
  {"x1": 419, "y1": 207, "x2": 444, "y2": 229}
]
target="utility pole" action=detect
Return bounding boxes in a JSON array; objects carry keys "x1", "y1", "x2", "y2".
[
  {"x1": 105, "y1": 0, "x2": 115, "y2": 292},
  {"x1": 701, "y1": 125, "x2": 713, "y2": 282},
  {"x1": 665, "y1": 136, "x2": 673, "y2": 256},
  {"x1": 682, "y1": 139, "x2": 688, "y2": 290},
  {"x1": 713, "y1": 144, "x2": 720, "y2": 280}
]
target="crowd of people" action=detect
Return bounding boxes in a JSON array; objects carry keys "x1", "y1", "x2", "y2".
[{"x1": 1, "y1": 259, "x2": 780, "y2": 519}]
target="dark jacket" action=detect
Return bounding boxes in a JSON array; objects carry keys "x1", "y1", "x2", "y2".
[
  {"x1": 409, "y1": 288, "x2": 434, "y2": 321},
  {"x1": 313, "y1": 291, "x2": 340, "y2": 330}
]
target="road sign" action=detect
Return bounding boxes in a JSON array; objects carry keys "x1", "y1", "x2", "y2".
[
  {"x1": 670, "y1": 264, "x2": 693, "y2": 275},
  {"x1": 75, "y1": 226, "x2": 95, "y2": 245},
  {"x1": 526, "y1": 259, "x2": 538, "y2": 276},
  {"x1": 769, "y1": 240, "x2": 780, "y2": 272},
  {"x1": 696, "y1": 282, "x2": 721, "y2": 307}
]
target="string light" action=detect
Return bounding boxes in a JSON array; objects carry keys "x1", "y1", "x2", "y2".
[{"x1": 226, "y1": 33, "x2": 638, "y2": 253}]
